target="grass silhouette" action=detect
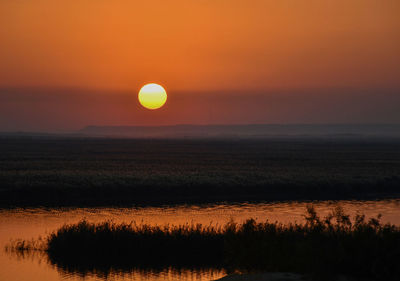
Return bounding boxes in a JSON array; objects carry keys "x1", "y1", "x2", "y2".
[{"x1": 9, "y1": 206, "x2": 400, "y2": 280}]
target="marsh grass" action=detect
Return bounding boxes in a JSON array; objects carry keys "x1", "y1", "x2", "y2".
[
  {"x1": 8, "y1": 206, "x2": 400, "y2": 280},
  {"x1": 2, "y1": 137, "x2": 400, "y2": 207}
]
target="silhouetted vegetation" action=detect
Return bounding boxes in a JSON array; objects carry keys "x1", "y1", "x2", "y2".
[
  {"x1": 46, "y1": 221, "x2": 225, "y2": 270},
  {"x1": 225, "y1": 207, "x2": 400, "y2": 280},
  {"x1": 9, "y1": 207, "x2": 400, "y2": 280},
  {"x1": 1, "y1": 137, "x2": 400, "y2": 207}
]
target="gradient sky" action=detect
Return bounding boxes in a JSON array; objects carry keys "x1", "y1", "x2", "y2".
[{"x1": 0, "y1": 0, "x2": 399, "y2": 131}]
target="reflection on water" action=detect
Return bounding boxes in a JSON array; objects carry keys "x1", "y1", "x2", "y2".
[
  {"x1": 58, "y1": 267, "x2": 226, "y2": 281},
  {"x1": 1, "y1": 200, "x2": 400, "y2": 281},
  {"x1": 5, "y1": 246, "x2": 225, "y2": 281}
]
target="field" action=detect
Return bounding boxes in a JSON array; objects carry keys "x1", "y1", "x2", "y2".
[{"x1": 1, "y1": 136, "x2": 400, "y2": 207}]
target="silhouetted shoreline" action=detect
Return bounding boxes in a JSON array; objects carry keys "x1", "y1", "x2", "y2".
[
  {"x1": 78, "y1": 124, "x2": 400, "y2": 138},
  {"x1": 1, "y1": 185, "x2": 400, "y2": 208}
]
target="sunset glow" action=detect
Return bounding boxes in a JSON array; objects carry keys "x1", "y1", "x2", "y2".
[
  {"x1": 0, "y1": 0, "x2": 399, "y2": 131},
  {"x1": 0, "y1": 1, "x2": 400, "y2": 280}
]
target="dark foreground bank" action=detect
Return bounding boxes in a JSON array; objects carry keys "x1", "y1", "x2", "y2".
[
  {"x1": 1, "y1": 136, "x2": 400, "y2": 207},
  {"x1": 9, "y1": 207, "x2": 400, "y2": 280}
]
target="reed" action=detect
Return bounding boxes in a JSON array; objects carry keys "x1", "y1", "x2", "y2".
[{"x1": 10, "y1": 207, "x2": 400, "y2": 280}]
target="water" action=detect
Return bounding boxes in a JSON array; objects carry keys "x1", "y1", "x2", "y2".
[{"x1": 1, "y1": 200, "x2": 399, "y2": 281}]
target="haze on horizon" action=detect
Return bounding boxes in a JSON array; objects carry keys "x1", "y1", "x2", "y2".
[{"x1": 0, "y1": 0, "x2": 399, "y2": 132}]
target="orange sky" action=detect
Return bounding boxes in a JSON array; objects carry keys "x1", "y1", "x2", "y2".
[{"x1": 0, "y1": 0, "x2": 399, "y2": 130}]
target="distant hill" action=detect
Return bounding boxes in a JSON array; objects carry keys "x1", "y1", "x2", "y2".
[{"x1": 79, "y1": 124, "x2": 400, "y2": 138}]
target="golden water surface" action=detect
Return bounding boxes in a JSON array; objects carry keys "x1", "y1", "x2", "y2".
[{"x1": 1, "y1": 200, "x2": 399, "y2": 281}]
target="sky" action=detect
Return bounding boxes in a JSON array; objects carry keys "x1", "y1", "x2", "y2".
[{"x1": 0, "y1": 0, "x2": 399, "y2": 131}]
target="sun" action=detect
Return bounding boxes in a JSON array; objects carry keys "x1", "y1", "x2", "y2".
[{"x1": 138, "y1": 83, "x2": 167, "y2": 110}]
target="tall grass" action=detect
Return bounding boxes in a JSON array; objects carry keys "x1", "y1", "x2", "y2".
[
  {"x1": 224, "y1": 206, "x2": 400, "y2": 280},
  {"x1": 47, "y1": 221, "x2": 225, "y2": 269},
  {"x1": 9, "y1": 206, "x2": 400, "y2": 280}
]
